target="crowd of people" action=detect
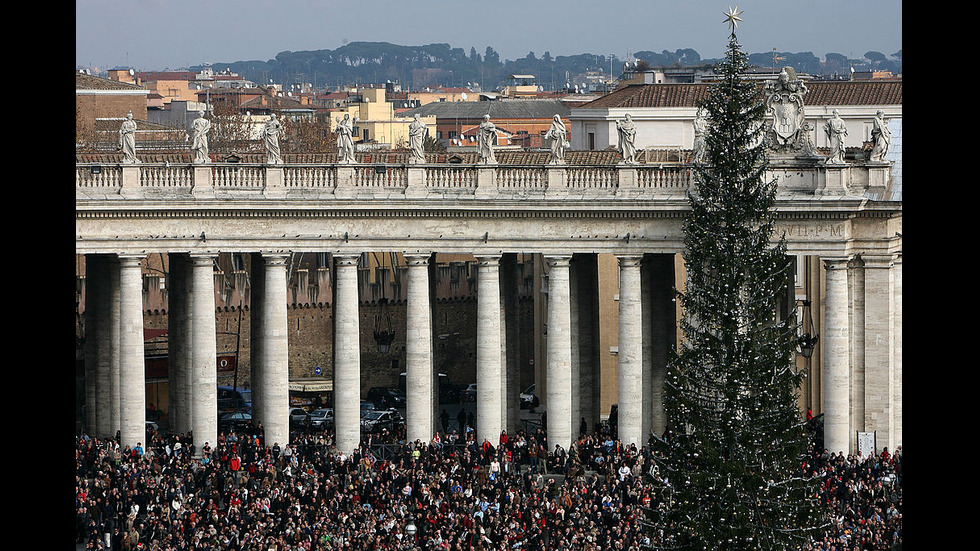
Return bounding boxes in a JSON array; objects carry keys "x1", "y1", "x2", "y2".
[{"x1": 75, "y1": 419, "x2": 902, "y2": 550}]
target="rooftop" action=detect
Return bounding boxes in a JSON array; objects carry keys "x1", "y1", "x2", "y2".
[
  {"x1": 580, "y1": 80, "x2": 903, "y2": 109},
  {"x1": 76, "y1": 73, "x2": 145, "y2": 91},
  {"x1": 402, "y1": 99, "x2": 570, "y2": 120}
]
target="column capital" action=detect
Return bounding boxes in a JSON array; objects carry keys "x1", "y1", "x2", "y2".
[
  {"x1": 615, "y1": 254, "x2": 644, "y2": 268},
  {"x1": 544, "y1": 254, "x2": 572, "y2": 268},
  {"x1": 403, "y1": 253, "x2": 432, "y2": 266},
  {"x1": 115, "y1": 254, "x2": 144, "y2": 266},
  {"x1": 856, "y1": 253, "x2": 892, "y2": 270},
  {"x1": 260, "y1": 252, "x2": 291, "y2": 266},
  {"x1": 188, "y1": 252, "x2": 217, "y2": 265},
  {"x1": 474, "y1": 254, "x2": 501, "y2": 267},
  {"x1": 334, "y1": 253, "x2": 361, "y2": 266},
  {"x1": 822, "y1": 257, "x2": 850, "y2": 271}
]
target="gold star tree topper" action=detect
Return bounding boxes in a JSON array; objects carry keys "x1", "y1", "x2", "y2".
[{"x1": 724, "y1": 6, "x2": 744, "y2": 31}]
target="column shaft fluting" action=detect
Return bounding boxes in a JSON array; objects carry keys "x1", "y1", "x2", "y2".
[
  {"x1": 333, "y1": 255, "x2": 362, "y2": 453},
  {"x1": 616, "y1": 255, "x2": 644, "y2": 447},
  {"x1": 476, "y1": 255, "x2": 503, "y2": 445},
  {"x1": 823, "y1": 258, "x2": 851, "y2": 455},
  {"x1": 190, "y1": 254, "x2": 218, "y2": 456},
  {"x1": 259, "y1": 254, "x2": 291, "y2": 448},
  {"x1": 545, "y1": 255, "x2": 573, "y2": 451},
  {"x1": 118, "y1": 255, "x2": 146, "y2": 451},
  {"x1": 405, "y1": 254, "x2": 434, "y2": 443}
]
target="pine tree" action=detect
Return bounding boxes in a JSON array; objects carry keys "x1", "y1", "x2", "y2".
[{"x1": 653, "y1": 13, "x2": 828, "y2": 550}]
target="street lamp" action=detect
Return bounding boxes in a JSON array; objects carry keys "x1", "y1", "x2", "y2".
[{"x1": 796, "y1": 299, "x2": 819, "y2": 359}]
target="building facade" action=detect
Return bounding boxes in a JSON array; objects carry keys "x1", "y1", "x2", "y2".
[{"x1": 77, "y1": 141, "x2": 901, "y2": 459}]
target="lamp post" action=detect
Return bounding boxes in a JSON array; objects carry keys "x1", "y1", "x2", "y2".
[{"x1": 796, "y1": 299, "x2": 819, "y2": 359}]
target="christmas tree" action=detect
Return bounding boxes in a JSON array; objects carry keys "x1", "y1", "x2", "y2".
[{"x1": 653, "y1": 8, "x2": 828, "y2": 550}]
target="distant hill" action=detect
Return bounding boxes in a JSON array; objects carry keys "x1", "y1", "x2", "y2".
[{"x1": 199, "y1": 42, "x2": 901, "y2": 91}]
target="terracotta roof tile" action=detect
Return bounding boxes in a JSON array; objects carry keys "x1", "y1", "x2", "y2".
[
  {"x1": 76, "y1": 73, "x2": 144, "y2": 91},
  {"x1": 580, "y1": 80, "x2": 902, "y2": 109}
]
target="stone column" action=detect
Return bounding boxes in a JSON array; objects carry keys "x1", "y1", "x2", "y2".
[
  {"x1": 568, "y1": 256, "x2": 582, "y2": 434},
  {"x1": 545, "y1": 254, "x2": 573, "y2": 451},
  {"x1": 863, "y1": 254, "x2": 895, "y2": 452},
  {"x1": 501, "y1": 253, "x2": 521, "y2": 433},
  {"x1": 640, "y1": 257, "x2": 654, "y2": 442},
  {"x1": 475, "y1": 254, "x2": 503, "y2": 445},
  {"x1": 250, "y1": 254, "x2": 266, "y2": 429},
  {"x1": 117, "y1": 254, "x2": 146, "y2": 452},
  {"x1": 190, "y1": 253, "x2": 218, "y2": 456},
  {"x1": 87, "y1": 255, "x2": 114, "y2": 437},
  {"x1": 848, "y1": 257, "x2": 866, "y2": 447},
  {"x1": 616, "y1": 254, "x2": 644, "y2": 447},
  {"x1": 258, "y1": 253, "x2": 291, "y2": 449},
  {"x1": 168, "y1": 254, "x2": 193, "y2": 435},
  {"x1": 889, "y1": 253, "x2": 902, "y2": 451},
  {"x1": 109, "y1": 256, "x2": 122, "y2": 435},
  {"x1": 405, "y1": 253, "x2": 434, "y2": 443},
  {"x1": 333, "y1": 254, "x2": 362, "y2": 453},
  {"x1": 823, "y1": 258, "x2": 851, "y2": 455}
]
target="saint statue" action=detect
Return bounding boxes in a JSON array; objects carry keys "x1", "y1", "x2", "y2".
[
  {"x1": 869, "y1": 110, "x2": 891, "y2": 162},
  {"x1": 408, "y1": 114, "x2": 427, "y2": 164},
  {"x1": 616, "y1": 113, "x2": 638, "y2": 164},
  {"x1": 823, "y1": 109, "x2": 847, "y2": 165},
  {"x1": 545, "y1": 114, "x2": 567, "y2": 165},
  {"x1": 119, "y1": 111, "x2": 140, "y2": 164},
  {"x1": 336, "y1": 113, "x2": 356, "y2": 164},
  {"x1": 263, "y1": 113, "x2": 283, "y2": 164},
  {"x1": 691, "y1": 108, "x2": 708, "y2": 164},
  {"x1": 190, "y1": 112, "x2": 211, "y2": 164},
  {"x1": 477, "y1": 114, "x2": 497, "y2": 164}
]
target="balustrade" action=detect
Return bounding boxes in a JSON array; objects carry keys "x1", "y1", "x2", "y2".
[
  {"x1": 76, "y1": 160, "x2": 881, "y2": 198},
  {"x1": 284, "y1": 165, "x2": 336, "y2": 189},
  {"x1": 76, "y1": 165, "x2": 121, "y2": 189}
]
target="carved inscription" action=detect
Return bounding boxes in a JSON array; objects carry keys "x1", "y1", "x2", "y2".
[{"x1": 782, "y1": 223, "x2": 845, "y2": 239}]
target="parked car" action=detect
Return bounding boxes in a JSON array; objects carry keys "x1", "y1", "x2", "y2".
[
  {"x1": 520, "y1": 384, "x2": 538, "y2": 409},
  {"x1": 462, "y1": 383, "x2": 478, "y2": 402},
  {"x1": 289, "y1": 407, "x2": 311, "y2": 428},
  {"x1": 310, "y1": 408, "x2": 334, "y2": 430},
  {"x1": 361, "y1": 401, "x2": 377, "y2": 413},
  {"x1": 219, "y1": 411, "x2": 253, "y2": 432},
  {"x1": 360, "y1": 409, "x2": 404, "y2": 434},
  {"x1": 217, "y1": 385, "x2": 252, "y2": 413},
  {"x1": 367, "y1": 387, "x2": 407, "y2": 409}
]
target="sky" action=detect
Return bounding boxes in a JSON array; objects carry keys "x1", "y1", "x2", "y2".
[{"x1": 76, "y1": 0, "x2": 902, "y2": 72}]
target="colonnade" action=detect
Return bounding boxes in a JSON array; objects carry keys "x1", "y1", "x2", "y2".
[{"x1": 81, "y1": 248, "x2": 901, "y2": 457}]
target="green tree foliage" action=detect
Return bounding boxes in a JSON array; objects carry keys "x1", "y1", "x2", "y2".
[
  {"x1": 653, "y1": 28, "x2": 828, "y2": 551},
  {"x1": 209, "y1": 42, "x2": 900, "y2": 91}
]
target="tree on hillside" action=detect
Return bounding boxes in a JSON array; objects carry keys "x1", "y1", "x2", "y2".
[{"x1": 651, "y1": 11, "x2": 828, "y2": 550}]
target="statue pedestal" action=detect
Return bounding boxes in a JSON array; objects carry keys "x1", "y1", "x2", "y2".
[
  {"x1": 406, "y1": 167, "x2": 426, "y2": 199},
  {"x1": 546, "y1": 167, "x2": 568, "y2": 198},
  {"x1": 475, "y1": 166, "x2": 496, "y2": 199},
  {"x1": 818, "y1": 164, "x2": 848, "y2": 196},
  {"x1": 192, "y1": 165, "x2": 214, "y2": 198},
  {"x1": 120, "y1": 165, "x2": 140, "y2": 197},
  {"x1": 616, "y1": 166, "x2": 640, "y2": 198},
  {"x1": 335, "y1": 166, "x2": 356, "y2": 199},
  {"x1": 264, "y1": 166, "x2": 285, "y2": 198}
]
